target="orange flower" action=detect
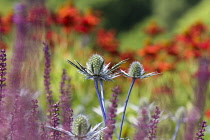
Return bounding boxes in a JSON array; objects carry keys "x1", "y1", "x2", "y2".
[
  {"x1": 154, "y1": 61, "x2": 174, "y2": 72},
  {"x1": 199, "y1": 39, "x2": 210, "y2": 50},
  {"x1": 138, "y1": 44, "x2": 162, "y2": 58},
  {"x1": 188, "y1": 21, "x2": 207, "y2": 37},
  {"x1": 164, "y1": 42, "x2": 180, "y2": 57},
  {"x1": 0, "y1": 12, "x2": 13, "y2": 35},
  {"x1": 74, "y1": 10, "x2": 100, "y2": 34},
  {"x1": 119, "y1": 51, "x2": 135, "y2": 62},
  {"x1": 144, "y1": 21, "x2": 164, "y2": 37},
  {"x1": 0, "y1": 41, "x2": 8, "y2": 49},
  {"x1": 205, "y1": 109, "x2": 210, "y2": 120},
  {"x1": 56, "y1": 4, "x2": 80, "y2": 32},
  {"x1": 96, "y1": 29, "x2": 118, "y2": 54}
]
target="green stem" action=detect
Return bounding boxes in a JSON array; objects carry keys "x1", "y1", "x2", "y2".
[
  {"x1": 118, "y1": 78, "x2": 136, "y2": 140},
  {"x1": 94, "y1": 78, "x2": 107, "y2": 124}
]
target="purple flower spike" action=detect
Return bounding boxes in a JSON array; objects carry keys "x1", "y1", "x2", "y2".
[
  {"x1": 147, "y1": 106, "x2": 161, "y2": 140},
  {"x1": 8, "y1": 3, "x2": 27, "y2": 93},
  {"x1": 43, "y1": 42, "x2": 54, "y2": 123},
  {"x1": 104, "y1": 86, "x2": 120, "y2": 140},
  {"x1": 0, "y1": 49, "x2": 7, "y2": 138},
  {"x1": 43, "y1": 42, "x2": 53, "y2": 106},
  {"x1": 134, "y1": 108, "x2": 149, "y2": 140},
  {"x1": 27, "y1": 99, "x2": 40, "y2": 139},
  {"x1": 60, "y1": 69, "x2": 73, "y2": 132},
  {"x1": 0, "y1": 49, "x2": 6, "y2": 102},
  {"x1": 194, "y1": 121, "x2": 207, "y2": 140},
  {"x1": 51, "y1": 102, "x2": 61, "y2": 139}
]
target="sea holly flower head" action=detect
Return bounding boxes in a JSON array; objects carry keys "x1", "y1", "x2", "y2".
[
  {"x1": 86, "y1": 54, "x2": 104, "y2": 75},
  {"x1": 72, "y1": 114, "x2": 90, "y2": 136},
  {"x1": 67, "y1": 54, "x2": 127, "y2": 80},
  {"x1": 120, "y1": 61, "x2": 159, "y2": 79},
  {"x1": 46, "y1": 114, "x2": 106, "y2": 140}
]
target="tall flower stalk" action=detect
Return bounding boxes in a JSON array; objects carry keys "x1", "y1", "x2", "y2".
[
  {"x1": 99, "y1": 79, "x2": 105, "y2": 113},
  {"x1": 118, "y1": 61, "x2": 159, "y2": 139},
  {"x1": 43, "y1": 42, "x2": 54, "y2": 123},
  {"x1": 0, "y1": 49, "x2": 7, "y2": 137},
  {"x1": 60, "y1": 69, "x2": 73, "y2": 133},
  {"x1": 194, "y1": 121, "x2": 207, "y2": 140},
  {"x1": 0, "y1": 49, "x2": 6, "y2": 102},
  {"x1": 185, "y1": 57, "x2": 209, "y2": 139},
  {"x1": 147, "y1": 106, "x2": 161, "y2": 140},
  {"x1": 51, "y1": 102, "x2": 61, "y2": 139},
  {"x1": 67, "y1": 54, "x2": 127, "y2": 124},
  {"x1": 93, "y1": 78, "x2": 107, "y2": 123},
  {"x1": 104, "y1": 86, "x2": 120, "y2": 140},
  {"x1": 133, "y1": 108, "x2": 149, "y2": 140}
]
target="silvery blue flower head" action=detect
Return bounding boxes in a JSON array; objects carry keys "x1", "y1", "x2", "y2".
[
  {"x1": 67, "y1": 54, "x2": 127, "y2": 81},
  {"x1": 120, "y1": 61, "x2": 159, "y2": 79},
  {"x1": 46, "y1": 114, "x2": 106, "y2": 140}
]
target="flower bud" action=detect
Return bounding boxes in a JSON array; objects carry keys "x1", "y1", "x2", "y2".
[
  {"x1": 128, "y1": 61, "x2": 144, "y2": 78},
  {"x1": 72, "y1": 114, "x2": 89, "y2": 136},
  {"x1": 87, "y1": 54, "x2": 104, "y2": 75}
]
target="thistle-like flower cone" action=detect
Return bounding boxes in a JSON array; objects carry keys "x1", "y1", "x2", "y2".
[
  {"x1": 121, "y1": 61, "x2": 160, "y2": 79},
  {"x1": 67, "y1": 54, "x2": 127, "y2": 81},
  {"x1": 72, "y1": 114, "x2": 90, "y2": 136},
  {"x1": 86, "y1": 54, "x2": 104, "y2": 75}
]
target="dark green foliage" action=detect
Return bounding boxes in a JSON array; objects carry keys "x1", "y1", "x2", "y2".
[{"x1": 93, "y1": 0, "x2": 152, "y2": 33}]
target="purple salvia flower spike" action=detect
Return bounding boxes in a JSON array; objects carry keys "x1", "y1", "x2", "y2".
[
  {"x1": 51, "y1": 102, "x2": 61, "y2": 139},
  {"x1": 133, "y1": 107, "x2": 149, "y2": 140},
  {"x1": 43, "y1": 42, "x2": 54, "y2": 122},
  {"x1": 27, "y1": 99, "x2": 40, "y2": 139},
  {"x1": 147, "y1": 106, "x2": 161, "y2": 140},
  {"x1": 0, "y1": 49, "x2": 7, "y2": 102},
  {"x1": 0, "y1": 49, "x2": 7, "y2": 131},
  {"x1": 8, "y1": 3, "x2": 27, "y2": 94},
  {"x1": 60, "y1": 69, "x2": 73, "y2": 137},
  {"x1": 194, "y1": 121, "x2": 207, "y2": 140},
  {"x1": 185, "y1": 57, "x2": 210, "y2": 140},
  {"x1": 104, "y1": 86, "x2": 120, "y2": 140}
]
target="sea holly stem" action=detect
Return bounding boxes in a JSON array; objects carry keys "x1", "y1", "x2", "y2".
[
  {"x1": 118, "y1": 61, "x2": 159, "y2": 139},
  {"x1": 99, "y1": 79, "x2": 106, "y2": 113},
  {"x1": 171, "y1": 107, "x2": 186, "y2": 140},
  {"x1": 171, "y1": 121, "x2": 181, "y2": 140},
  {"x1": 118, "y1": 78, "x2": 136, "y2": 140},
  {"x1": 94, "y1": 78, "x2": 107, "y2": 124}
]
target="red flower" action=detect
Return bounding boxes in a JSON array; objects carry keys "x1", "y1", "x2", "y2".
[
  {"x1": 188, "y1": 21, "x2": 207, "y2": 37},
  {"x1": 27, "y1": 6, "x2": 47, "y2": 25},
  {"x1": 144, "y1": 21, "x2": 164, "y2": 37},
  {"x1": 74, "y1": 10, "x2": 100, "y2": 34},
  {"x1": 119, "y1": 51, "x2": 135, "y2": 62},
  {"x1": 154, "y1": 61, "x2": 174, "y2": 72},
  {"x1": 96, "y1": 29, "x2": 118, "y2": 54},
  {"x1": 0, "y1": 12, "x2": 13, "y2": 35},
  {"x1": 205, "y1": 109, "x2": 210, "y2": 119},
  {"x1": 164, "y1": 42, "x2": 180, "y2": 57},
  {"x1": 56, "y1": 4, "x2": 80, "y2": 32},
  {"x1": 198, "y1": 39, "x2": 210, "y2": 50},
  {"x1": 45, "y1": 30, "x2": 61, "y2": 51},
  {"x1": 0, "y1": 41, "x2": 8, "y2": 49},
  {"x1": 138, "y1": 44, "x2": 162, "y2": 58}
]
